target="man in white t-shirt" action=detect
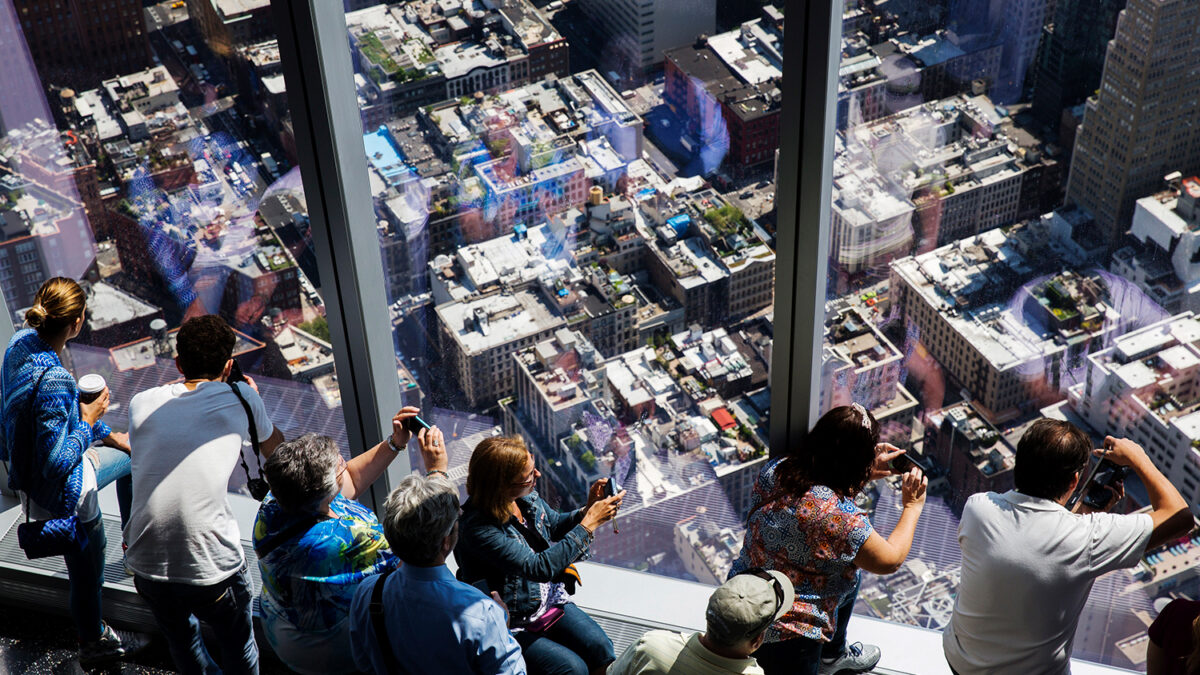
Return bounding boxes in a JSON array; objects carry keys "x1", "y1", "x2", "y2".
[
  {"x1": 943, "y1": 420, "x2": 1190, "y2": 674},
  {"x1": 125, "y1": 315, "x2": 284, "y2": 675},
  {"x1": 608, "y1": 569, "x2": 793, "y2": 675}
]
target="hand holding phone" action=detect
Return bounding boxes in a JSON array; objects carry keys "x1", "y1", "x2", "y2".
[
  {"x1": 403, "y1": 414, "x2": 432, "y2": 434},
  {"x1": 227, "y1": 360, "x2": 245, "y2": 384}
]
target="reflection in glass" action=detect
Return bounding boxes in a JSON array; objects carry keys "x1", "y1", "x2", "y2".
[
  {"x1": 346, "y1": 1, "x2": 778, "y2": 584},
  {"x1": 0, "y1": 0, "x2": 348, "y2": 497},
  {"x1": 829, "y1": 0, "x2": 1200, "y2": 667}
]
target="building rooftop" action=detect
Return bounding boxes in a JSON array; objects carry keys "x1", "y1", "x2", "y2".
[
  {"x1": 515, "y1": 329, "x2": 603, "y2": 410},
  {"x1": 84, "y1": 282, "x2": 160, "y2": 331},
  {"x1": 435, "y1": 40, "x2": 516, "y2": 80},
  {"x1": 240, "y1": 39, "x2": 281, "y2": 71},
  {"x1": 109, "y1": 327, "x2": 263, "y2": 372},
  {"x1": 892, "y1": 228, "x2": 1125, "y2": 372},
  {"x1": 275, "y1": 324, "x2": 334, "y2": 380},
  {"x1": 364, "y1": 125, "x2": 415, "y2": 187},
  {"x1": 213, "y1": 0, "x2": 270, "y2": 18},
  {"x1": 431, "y1": 223, "x2": 574, "y2": 303},
  {"x1": 437, "y1": 288, "x2": 564, "y2": 355},
  {"x1": 102, "y1": 66, "x2": 180, "y2": 110},
  {"x1": 490, "y1": 0, "x2": 562, "y2": 49}
]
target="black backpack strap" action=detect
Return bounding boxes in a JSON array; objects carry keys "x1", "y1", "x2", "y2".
[
  {"x1": 228, "y1": 382, "x2": 263, "y2": 483},
  {"x1": 369, "y1": 567, "x2": 406, "y2": 674}
]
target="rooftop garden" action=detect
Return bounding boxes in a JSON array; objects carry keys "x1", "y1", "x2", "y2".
[
  {"x1": 704, "y1": 204, "x2": 748, "y2": 236},
  {"x1": 358, "y1": 32, "x2": 399, "y2": 74}
]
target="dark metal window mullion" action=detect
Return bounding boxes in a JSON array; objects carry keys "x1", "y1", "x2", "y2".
[{"x1": 272, "y1": 0, "x2": 408, "y2": 515}]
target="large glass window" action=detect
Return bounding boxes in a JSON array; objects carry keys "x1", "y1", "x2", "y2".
[
  {"x1": 0, "y1": 0, "x2": 347, "y2": 494},
  {"x1": 827, "y1": 0, "x2": 1200, "y2": 668},
  {"x1": 341, "y1": 0, "x2": 779, "y2": 583}
]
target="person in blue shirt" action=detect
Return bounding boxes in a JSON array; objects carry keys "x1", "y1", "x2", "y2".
[
  {"x1": 253, "y1": 408, "x2": 434, "y2": 674},
  {"x1": 348, "y1": 471, "x2": 526, "y2": 675},
  {"x1": 0, "y1": 277, "x2": 148, "y2": 667}
]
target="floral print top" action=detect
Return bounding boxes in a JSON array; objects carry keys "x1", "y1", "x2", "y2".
[
  {"x1": 254, "y1": 494, "x2": 399, "y2": 633},
  {"x1": 730, "y1": 457, "x2": 873, "y2": 643}
]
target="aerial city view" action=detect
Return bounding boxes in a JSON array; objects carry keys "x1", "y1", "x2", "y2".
[{"x1": 2, "y1": 0, "x2": 1199, "y2": 669}]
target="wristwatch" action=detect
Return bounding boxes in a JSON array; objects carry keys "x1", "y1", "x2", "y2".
[{"x1": 387, "y1": 435, "x2": 404, "y2": 453}]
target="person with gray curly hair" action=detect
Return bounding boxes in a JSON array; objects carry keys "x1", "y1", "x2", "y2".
[
  {"x1": 349, "y1": 473, "x2": 526, "y2": 675},
  {"x1": 252, "y1": 407, "x2": 448, "y2": 675}
]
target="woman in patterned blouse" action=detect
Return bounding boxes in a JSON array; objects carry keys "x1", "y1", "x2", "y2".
[
  {"x1": 730, "y1": 404, "x2": 928, "y2": 675},
  {"x1": 251, "y1": 407, "x2": 445, "y2": 675}
]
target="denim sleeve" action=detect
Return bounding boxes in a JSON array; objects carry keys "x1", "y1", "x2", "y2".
[
  {"x1": 470, "y1": 600, "x2": 527, "y2": 675},
  {"x1": 459, "y1": 518, "x2": 592, "y2": 583},
  {"x1": 544, "y1": 501, "x2": 585, "y2": 541}
]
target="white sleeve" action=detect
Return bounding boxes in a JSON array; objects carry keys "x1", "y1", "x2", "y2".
[
  {"x1": 235, "y1": 382, "x2": 275, "y2": 440},
  {"x1": 1087, "y1": 512, "x2": 1153, "y2": 576}
]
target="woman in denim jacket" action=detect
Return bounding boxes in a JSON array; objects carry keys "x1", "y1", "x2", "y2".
[{"x1": 456, "y1": 435, "x2": 623, "y2": 675}]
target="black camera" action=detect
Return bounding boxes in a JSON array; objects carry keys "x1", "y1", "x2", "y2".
[
  {"x1": 1081, "y1": 459, "x2": 1130, "y2": 511},
  {"x1": 604, "y1": 476, "x2": 619, "y2": 498},
  {"x1": 246, "y1": 477, "x2": 270, "y2": 501}
]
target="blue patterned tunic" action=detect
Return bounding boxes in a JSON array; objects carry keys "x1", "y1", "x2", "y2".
[
  {"x1": 0, "y1": 329, "x2": 111, "y2": 516},
  {"x1": 253, "y1": 493, "x2": 399, "y2": 672},
  {"x1": 730, "y1": 457, "x2": 873, "y2": 643}
]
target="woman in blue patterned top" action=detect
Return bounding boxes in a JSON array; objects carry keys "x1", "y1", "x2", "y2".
[
  {"x1": 253, "y1": 407, "x2": 446, "y2": 675},
  {"x1": 0, "y1": 277, "x2": 147, "y2": 667}
]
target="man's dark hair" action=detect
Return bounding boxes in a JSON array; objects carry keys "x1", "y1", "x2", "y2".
[
  {"x1": 176, "y1": 315, "x2": 236, "y2": 380},
  {"x1": 1014, "y1": 419, "x2": 1091, "y2": 500}
]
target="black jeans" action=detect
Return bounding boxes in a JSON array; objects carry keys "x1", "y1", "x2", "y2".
[
  {"x1": 134, "y1": 567, "x2": 258, "y2": 675},
  {"x1": 753, "y1": 582, "x2": 857, "y2": 675}
]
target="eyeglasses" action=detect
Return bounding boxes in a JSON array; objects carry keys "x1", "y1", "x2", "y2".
[
  {"x1": 737, "y1": 567, "x2": 786, "y2": 636},
  {"x1": 512, "y1": 457, "x2": 538, "y2": 488},
  {"x1": 335, "y1": 456, "x2": 348, "y2": 485}
]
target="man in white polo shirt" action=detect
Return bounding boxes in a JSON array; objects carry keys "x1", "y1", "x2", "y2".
[{"x1": 944, "y1": 420, "x2": 1191, "y2": 674}]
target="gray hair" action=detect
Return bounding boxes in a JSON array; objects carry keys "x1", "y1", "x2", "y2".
[
  {"x1": 263, "y1": 433, "x2": 341, "y2": 514},
  {"x1": 381, "y1": 474, "x2": 460, "y2": 566}
]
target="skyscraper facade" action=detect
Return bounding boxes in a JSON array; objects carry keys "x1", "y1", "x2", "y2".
[
  {"x1": 13, "y1": 0, "x2": 149, "y2": 90},
  {"x1": 1066, "y1": 0, "x2": 1200, "y2": 248},
  {"x1": 577, "y1": 0, "x2": 715, "y2": 75},
  {"x1": 1030, "y1": 0, "x2": 1126, "y2": 127},
  {"x1": 947, "y1": 0, "x2": 1047, "y2": 104}
]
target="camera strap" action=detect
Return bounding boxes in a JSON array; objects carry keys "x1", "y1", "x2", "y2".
[{"x1": 228, "y1": 382, "x2": 263, "y2": 486}]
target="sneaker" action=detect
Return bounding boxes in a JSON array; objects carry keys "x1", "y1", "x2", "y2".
[
  {"x1": 79, "y1": 622, "x2": 150, "y2": 667},
  {"x1": 818, "y1": 642, "x2": 881, "y2": 675}
]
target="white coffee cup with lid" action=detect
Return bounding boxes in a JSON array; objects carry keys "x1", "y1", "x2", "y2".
[{"x1": 78, "y1": 374, "x2": 107, "y2": 404}]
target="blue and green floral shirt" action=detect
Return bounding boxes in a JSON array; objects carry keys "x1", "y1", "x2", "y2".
[{"x1": 253, "y1": 494, "x2": 399, "y2": 643}]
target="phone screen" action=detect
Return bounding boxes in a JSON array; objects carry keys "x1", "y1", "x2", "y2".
[{"x1": 890, "y1": 454, "x2": 915, "y2": 473}]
